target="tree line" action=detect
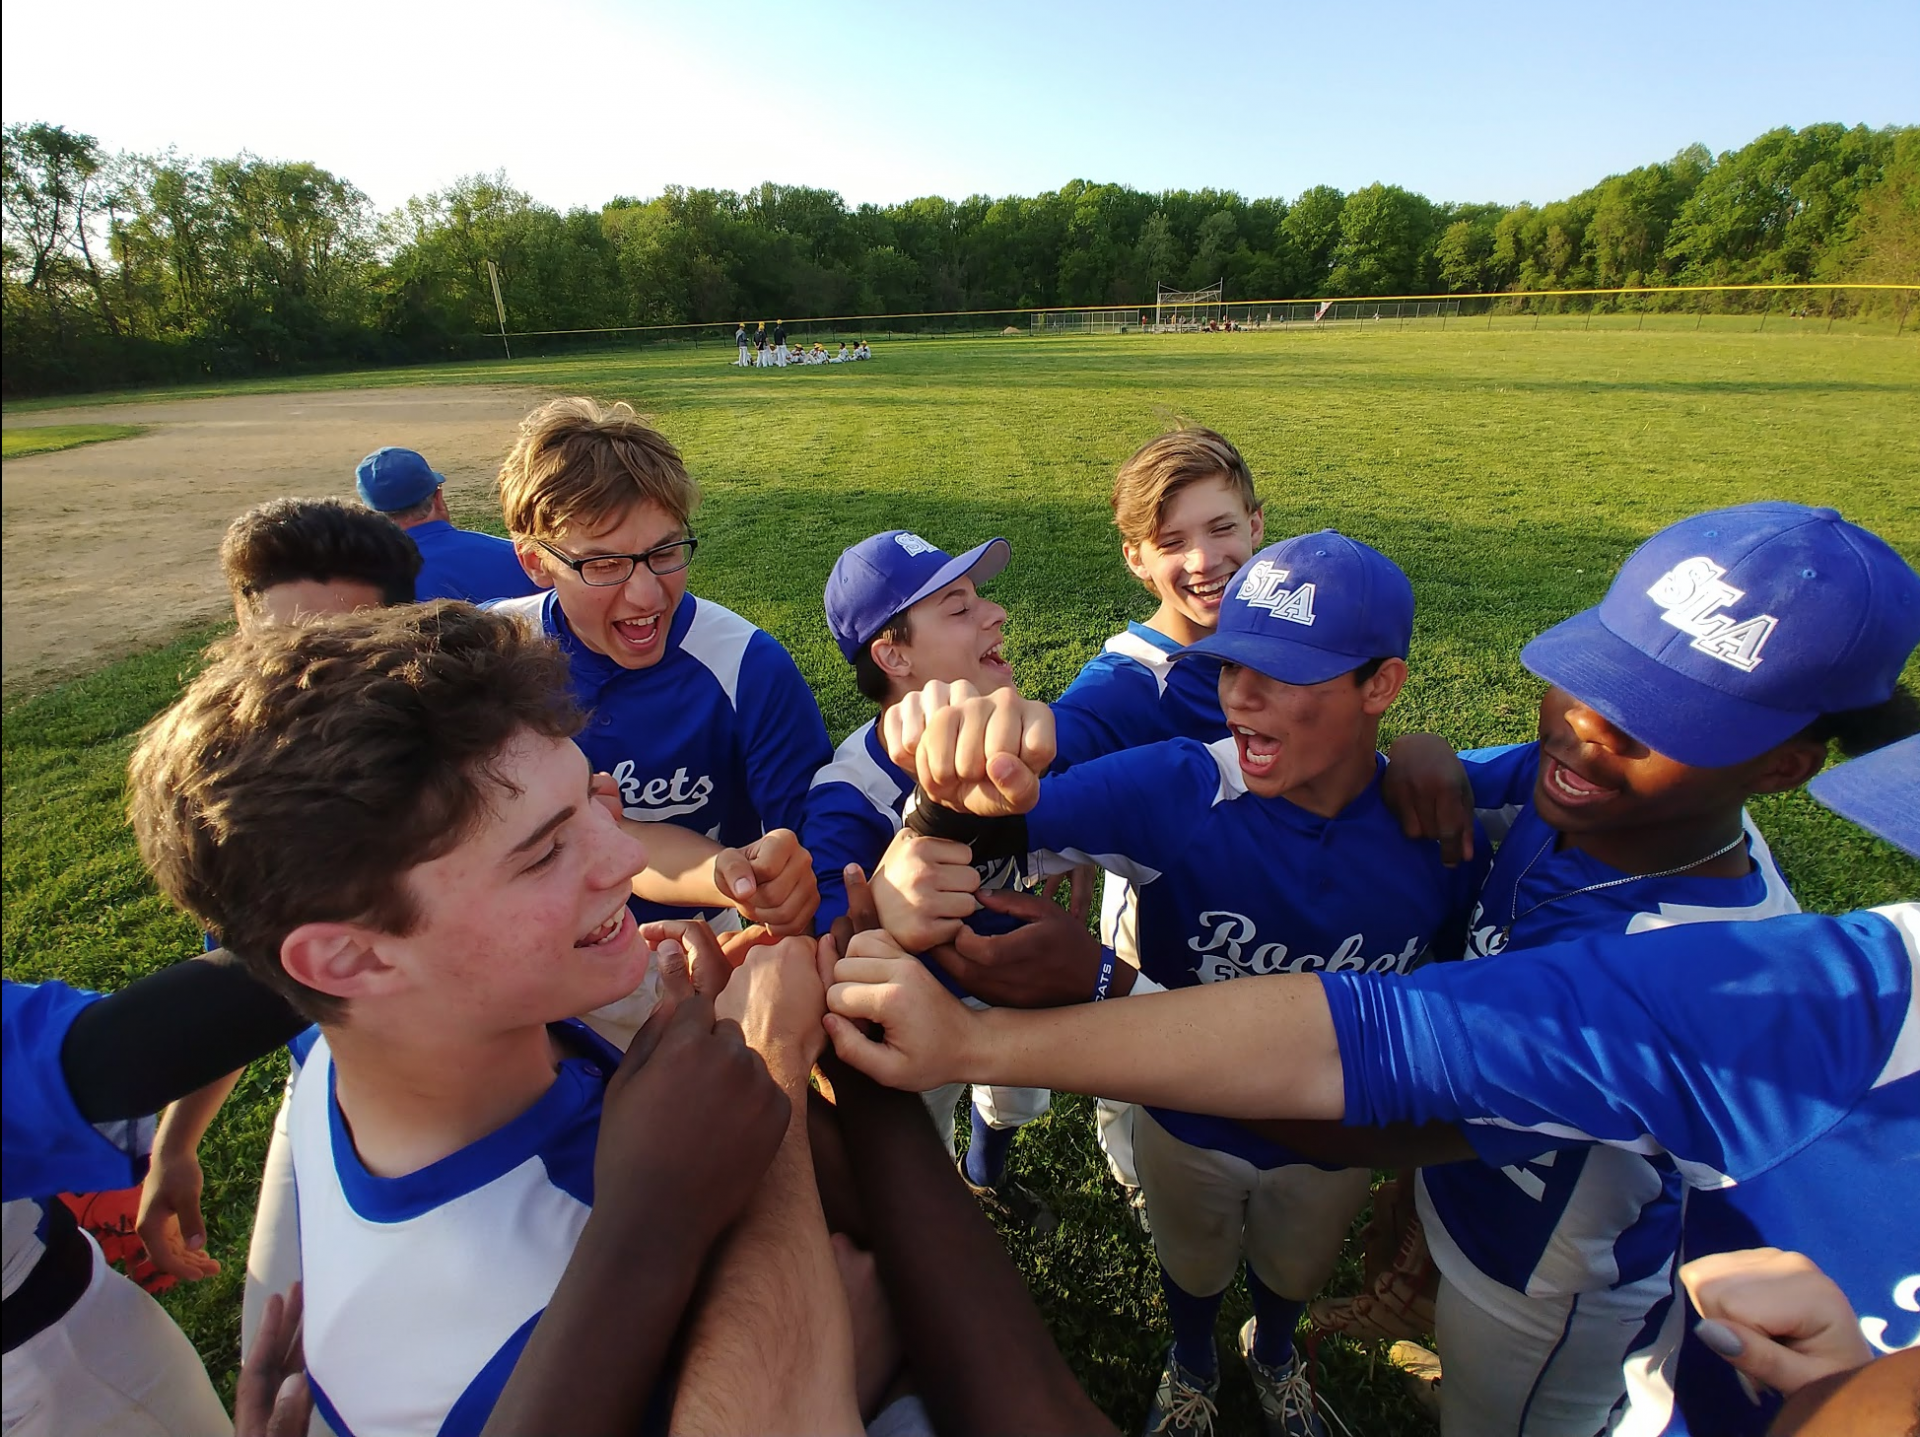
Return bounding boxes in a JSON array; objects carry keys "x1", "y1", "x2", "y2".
[{"x1": 4, "y1": 120, "x2": 1914, "y2": 395}]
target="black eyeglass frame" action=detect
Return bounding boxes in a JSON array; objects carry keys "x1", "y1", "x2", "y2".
[{"x1": 535, "y1": 535, "x2": 699, "y2": 587}]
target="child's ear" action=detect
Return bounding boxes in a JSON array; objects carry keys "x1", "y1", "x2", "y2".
[
  {"x1": 1361, "y1": 657, "x2": 1409, "y2": 717},
  {"x1": 869, "y1": 636, "x2": 913, "y2": 682},
  {"x1": 282, "y1": 923, "x2": 401, "y2": 1002},
  {"x1": 1746, "y1": 736, "x2": 1828, "y2": 797},
  {"x1": 1248, "y1": 504, "x2": 1265, "y2": 546},
  {"x1": 515, "y1": 540, "x2": 557, "y2": 590},
  {"x1": 1122, "y1": 540, "x2": 1154, "y2": 586}
]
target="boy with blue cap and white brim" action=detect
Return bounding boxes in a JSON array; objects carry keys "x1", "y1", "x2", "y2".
[
  {"x1": 1350, "y1": 499, "x2": 1920, "y2": 1435},
  {"x1": 867, "y1": 529, "x2": 1487, "y2": 1436},
  {"x1": 803, "y1": 529, "x2": 1066, "y2": 1230},
  {"x1": 355, "y1": 446, "x2": 539, "y2": 604}
]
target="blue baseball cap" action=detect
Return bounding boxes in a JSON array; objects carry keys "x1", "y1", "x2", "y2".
[
  {"x1": 355, "y1": 447, "x2": 444, "y2": 512},
  {"x1": 1178, "y1": 531, "x2": 1414, "y2": 683},
  {"x1": 1808, "y1": 736, "x2": 1919, "y2": 857},
  {"x1": 825, "y1": 530, "x2": 1012, "y2": 663},
  {"x1": 1522, "y1": 502, "x2": 1920, "y2": 769}
]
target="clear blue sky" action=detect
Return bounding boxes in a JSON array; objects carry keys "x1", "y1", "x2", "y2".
[{"x1": 4, "y1": 0, "x2": 1915, "y2": 213}]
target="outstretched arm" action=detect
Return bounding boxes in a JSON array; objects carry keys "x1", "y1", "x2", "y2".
[
  {"x1": 824, "y1": 929, "x2": 1345, "y2": 1118},
  {"x1": 671, "y1": 938, "x2": 861, "y2": 1437},
  {"x1": 627, "y1": 818, "x2": 820, "y2": 936}
]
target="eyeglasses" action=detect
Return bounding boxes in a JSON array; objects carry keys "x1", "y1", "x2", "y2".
[{"x1": 536, "y1": 535, "x2": 698, "y2": 587}]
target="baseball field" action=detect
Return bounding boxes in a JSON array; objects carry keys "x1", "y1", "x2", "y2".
[{"x1": 4, "y1": 327, "x2": 1917, "y2": 1433}]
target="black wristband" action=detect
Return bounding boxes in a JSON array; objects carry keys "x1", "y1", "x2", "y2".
[{"x1": 903, "y1": 789, "x2": 1030, "y2": 866}]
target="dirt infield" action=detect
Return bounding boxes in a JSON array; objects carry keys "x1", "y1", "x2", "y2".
[{"x1": 1, "y1": 386, "x2": 549, "y2": 692}]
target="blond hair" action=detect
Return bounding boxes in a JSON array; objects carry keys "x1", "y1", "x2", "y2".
[
  {"x1": 1110, "y1": 428, "x2": 1259, "y2": 554},
  {"x1": 498, "y1": 397, "x2": 700, "y2": 541}
]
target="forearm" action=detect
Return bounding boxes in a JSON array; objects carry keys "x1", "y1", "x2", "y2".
[
  {"x1": 150, "y1": 1070, "x2": 243, "y2": 1169},
  {"x1": 960, "y1": 977, "x2": 1344, "y2": 1118},
  {"x1": 63, "y1": 951, "x2": 304, "y2": 1121},
  {"x1": 670, "y1": 1085, "x2": 860, "y2": 1437},
  {"x1": 627, "y1": 820, "x2": 730, "y2": 910},
  {"x1": 828, "y1": 1063, "x2": 1113, "y2": 1436},
  {"x1": 484, "y1": 1207, "x2": 709, "y2": 1437}
]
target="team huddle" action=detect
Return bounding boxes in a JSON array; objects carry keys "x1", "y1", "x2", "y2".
[
  {"x1": 3, "y1": 398, "x2": 1916, "y2": 1437},
  {"x1": 734, "y1": 319, "x2": 872, "y2": 367}
]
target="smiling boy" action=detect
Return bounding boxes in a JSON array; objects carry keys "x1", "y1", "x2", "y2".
[
  {"x1": 126, "y1": 603, "x2": 826, "y2": 1436},
  {"x1": 491, "y1": 398, "x2": 830, "y2": 940}
]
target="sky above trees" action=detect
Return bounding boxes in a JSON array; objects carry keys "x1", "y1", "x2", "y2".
[{"x1": 3, "y1": 0, "x2": 1915, "y2": 214}]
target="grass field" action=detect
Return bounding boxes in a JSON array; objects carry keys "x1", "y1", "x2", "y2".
[
  {"x1": 0, "y1": 423, "x2": 147, "y2": 457},
  {"x1": 4, "y1": 328, "x2": 1917, "y2": 1434}
]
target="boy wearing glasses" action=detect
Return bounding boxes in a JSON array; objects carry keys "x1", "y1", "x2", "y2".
[{"x1": 493, "y1": 397, "x2": 831, "y2": 938}]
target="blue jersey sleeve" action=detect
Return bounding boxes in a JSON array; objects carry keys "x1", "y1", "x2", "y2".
[
  {"x1": 1051, "y1": 655, "x2": 1177, "y2": 770},
  {"x1": 803, "y1": 781, "x2": 899, "y2": 932},
  {"x1": 1324, "y1": 907, "x2": 1917, "y2": 1185},
  {"x1": 734, "y1": 632, "x2": 834, "y2": 835},
  {"x1": 1458, "y1": 743, "x2": 1538, "y2": 811},
  {"x1": 3, "y1": 980, "x2": 152, "y2": 1200},
  {"x1": 1027, "y1": 740, "x2": 1218, "y2": 878}
]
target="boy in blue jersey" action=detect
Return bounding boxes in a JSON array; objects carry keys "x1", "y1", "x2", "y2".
[
  {"x1": 491, "y1": 396, "x2": 830, "y2": 946},
  {"x1": 126, "y1": 603, "x2": 859, "y2": 1437},
  {"x1": 1050, "y1": 427, "x2": 1264, "y2": 1209},
  {"x1": 1360, "y1": 501, "x2": 1920, "y2": 1437},
  {"x1": 803, "y1": 528, "x2": 1059, "y2": 1230},
  {"x1": 356, "y1": 445, "x2": 542, "y2": 604},
  {"x1": 875, "y1": 532, "x2": 1485, "y2": 1437}
]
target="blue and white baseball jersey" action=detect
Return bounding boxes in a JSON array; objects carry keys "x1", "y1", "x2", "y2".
[
  {"x1": 491, "y1": 590, "x2": 832, "y2": 923},
  {"x1": 408, "y1": 520, "x2": 541, "y2": 605},
  {"x1": 3, "y1": 980, "x2": 154, "y2": 1314},
  {"x1": 804, "y1": 720, "x2": 909, "y2": 935},
  {"x1": 1328, "y1": 903, "x2": 1920, "y2": 1437},
  {"x1": 1022, "y1": 737, "x2": 1483, "y2": 1166},
  {"x1": 1051, "y1": 623, "x2": 1227, "y2": 770},
  {"x1": 289, "y1": 1022, "x2": 619, "y2": 1437},
  {"x1": 1419, "y1": 741, "x2": 1800, "y2": 1310}
]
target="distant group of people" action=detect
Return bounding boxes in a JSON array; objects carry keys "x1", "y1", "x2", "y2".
[
  {"x1": 734, "y1": 320, "x2": 871, "y2": 368},
  {"x1": 3, "y1": 404, "x2": 1915, "y2": 1437}
]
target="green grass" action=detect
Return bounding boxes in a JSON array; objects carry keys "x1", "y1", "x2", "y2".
[
  {"x1": 5, "y1": 330, "x2": 1918, "y2": 1432},
  {"x1": 1, "y1": 423, "x2": 147, "y2": 457}
]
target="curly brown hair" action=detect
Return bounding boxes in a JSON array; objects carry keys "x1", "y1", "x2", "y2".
[
  {"x1": 219, "y1": 496, "x2": 421, "y2": 610},
  {"x1": 129, "y1": 602, "x2": 581, "y2": 1020}
]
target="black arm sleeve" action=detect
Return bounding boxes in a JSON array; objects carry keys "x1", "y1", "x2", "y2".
[
  {"x1": 902, "y1": 789, "x2": 1030, "y2": 865},
  {"x1": 60, "y1": 951, "x2": 307, "y2": 1123}
]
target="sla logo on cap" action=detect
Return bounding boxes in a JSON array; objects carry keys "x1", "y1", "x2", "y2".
[
  {"x1": 1646, "y1": 556, "x2": 1778, "y2": 673},
  {"x1": 1237, "y1": 560, "x2": 1317, "y2": 627},
  {"x1": 894, "y1": 532, "x2": 937, "y2": 558}
]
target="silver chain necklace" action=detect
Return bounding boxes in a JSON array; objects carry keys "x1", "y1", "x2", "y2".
[{"x1": 1501, "y1": 828, "x2": 1747, "y2": 945}]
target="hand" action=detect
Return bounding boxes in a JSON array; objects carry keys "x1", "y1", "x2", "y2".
[
  {"x1": 713, "y1": 829, "x2": 820, "y2": 936},
  {"x1": 1381, "y1": 733, "x2": 1475, "y2": 866},
  {"x1": 1681, "y1": 1248, "x2": 1876, "y2": 1398},
  {"x1": 926, "y1": 888, "x2": 1125, "y2": 1008},
  {"x1": 638, "y1": 920, "x2": 735, "y2": 995},
  {"x1": 596, "y1": 941, "x2": 787, "y2": 1249},
  {"x1": 136, "y1": 1146, "x2": 220, "y2": 1283},
  {"x1": 824, "y1": 929, "x2": 982, "y2": 1091},
  {"x1": 882, "y1": 680, "x2": 1054, "y2": 817},
  {"x1": 871, "y1": 828, "x2": 978, "y2": 951},
  {"x1": 234, "y1": 1284, "x2": 311, "y2": 1437},
  {"x1": 715, "y1": 935, "x2": 831, "y2": 1089},
  {"x1": 827, "y1": 863, "x2": 885, "y2": 955},
  {"x1": 1047, "y1": 863, "x2": 1098, "y2": 927}
]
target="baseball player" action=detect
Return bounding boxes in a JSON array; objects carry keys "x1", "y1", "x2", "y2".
[
  {"x1": 4, "y1": 954, "x2": 304, "y2": 1437},
  {"x1": 125, "y1": 604, "x2": 851, "y2": 1437},
  {"x1": 1370, "y1": 501, "x2": 1919, "y2": 1436},
  {"x1": 870, "y1": 531, "x2": 1486, "y2": 1437},
  {"x1": 802, "y1": 529, "x2": 1057, "y2": 1230},
  {"x1": 1050, "y1": 427, "x2": 1265, "y2": 1214},
  {"x1": 774, "y1": 318, "x2": 789, "y2": 366},
  {"x1": 488, "y1": 397, "x2": 829, "y2": 962},
  {"x1": 735, "y1": 321, "x2": 751, "y2": 366},
  {"x1": 354, "y1": 446, "x2": 540, "y2": 604},
  {"x1": 756, "y1": 323, "x2": 771, "y2": 367}
]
